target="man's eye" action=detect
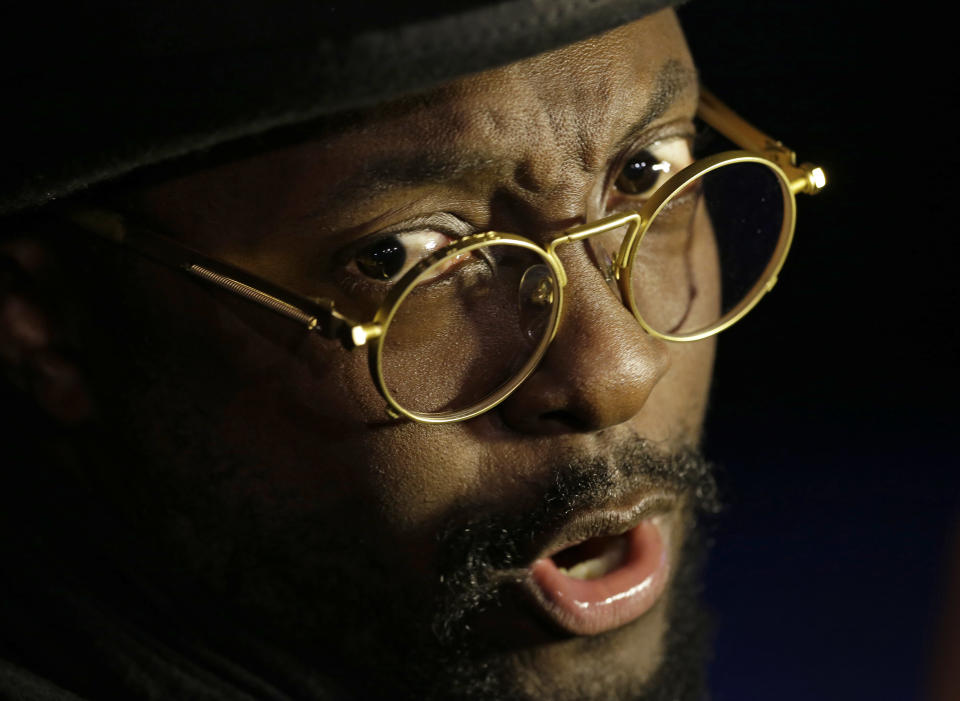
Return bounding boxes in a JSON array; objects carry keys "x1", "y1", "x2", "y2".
[
  {"x1": 613, "y1": 137, "x2": 693, "y2": 198},
  {"x1": 615, "y1": 150, "x2": 664, "y2": 194},
  {"x1": 352, "y1": 230, "x2": 454, "y2": 283},
  {"x1": 356, "y1": 236, "x2": 407, "y2": 280}
]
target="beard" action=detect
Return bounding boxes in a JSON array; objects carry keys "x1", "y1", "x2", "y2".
[
  {"x1": 420, "y1": 520, "x2": 716, "y2": 701},
  {"x1": 320, "y1": 442, "x2": 722, "y2": 701},
  {"x1": 96, "y1": 421, "x2": 720, "y2": 701}
]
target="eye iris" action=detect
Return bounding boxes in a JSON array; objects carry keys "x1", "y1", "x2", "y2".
[
  {"x1": 356, "y1": 236, "x2": 406, "y2": 280},
  {"x1": 616, "y1": 150, "x2": 659, "y2": 195}
]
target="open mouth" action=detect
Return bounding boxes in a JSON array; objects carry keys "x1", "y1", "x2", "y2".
[
  {"x1": 527, "y1": 514, "x2": 671, "y2": 636},
  {"x1": 552, "y1": 532, "x2": 631, "y2": 580}
]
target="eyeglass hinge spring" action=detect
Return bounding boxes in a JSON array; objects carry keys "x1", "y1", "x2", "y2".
[
  {"x1": 309, "y1": 299, "x2": 381, "y2": 349},
  {"x1": 310, "y1": 298, "x2": 356, "y2": 346}
]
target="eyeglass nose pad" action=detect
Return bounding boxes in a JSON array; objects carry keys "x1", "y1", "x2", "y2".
[
  {"x1": 518, "y1": 264, "x2": 555, "y2": 342},
  {"x1": 584, "y1": 235, "x2": 623, "y2": 300}
]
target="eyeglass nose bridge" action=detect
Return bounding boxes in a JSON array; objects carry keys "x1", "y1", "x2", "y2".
[{"x1": 544, "y1": 211, "x2": 644, "y2": 289}]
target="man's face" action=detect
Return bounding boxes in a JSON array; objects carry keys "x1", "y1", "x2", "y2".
[{"x1": 70, "y1": 9, "x2": 718, "y2": 699}]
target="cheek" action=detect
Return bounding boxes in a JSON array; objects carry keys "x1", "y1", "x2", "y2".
[
  {"x1": 92, "y1": 266, "x2": 483, "y2": 597},
  {"x1": 691, "y1": 203, "x2": 722, "y2": 327},
  {"x1": 627, "y1": 221, "x2": 717, "y2": 445},
  {"x1": 645, "y1": 337, "x2": 715, "y2": 444},
  {"x1": 657, "y1": 206, "x2": 718, "y2": 433},
  {"x1": 88, "y1": 255, "x2": 403, "y2": 498},
  {"x1": 144, "y1": 278, "x2": 483, "y2": 539}
]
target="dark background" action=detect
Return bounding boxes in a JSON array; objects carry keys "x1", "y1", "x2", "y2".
[{"x1": 679, "y1": 3, "x2": 959, "y2": 699}]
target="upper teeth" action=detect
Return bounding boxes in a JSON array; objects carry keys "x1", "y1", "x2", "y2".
[{"x1": 558, "y1": 538, "x2": 628, "y2": 580}]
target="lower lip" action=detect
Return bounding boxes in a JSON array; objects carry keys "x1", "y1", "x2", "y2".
[{"x1": 528, "y1": 518, "x2": 669, "y2": 636}]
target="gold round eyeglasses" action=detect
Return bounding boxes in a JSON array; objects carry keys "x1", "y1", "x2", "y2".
[{"x1": 70, "y1": 88, "x2": 826, "y2": 424}]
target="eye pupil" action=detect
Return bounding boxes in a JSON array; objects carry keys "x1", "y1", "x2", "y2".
[
  {"x1": 616, "y1": 150, "x2": 660, "y2": 195},
  {"x1": 357, "y1": 236, "x2": 407, "y2": 280}
]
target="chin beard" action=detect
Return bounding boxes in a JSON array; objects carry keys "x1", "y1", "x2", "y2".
[
  {"x1": 330, "y1": 442, "x2": 720, "y2": 701},
  {"x1": 420, "y1": 524, "x2": 714, "y2": 701}
]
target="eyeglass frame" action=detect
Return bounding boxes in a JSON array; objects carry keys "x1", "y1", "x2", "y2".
[{"x1": 68, "y1": 87, "x2": 826, "y2": 424}]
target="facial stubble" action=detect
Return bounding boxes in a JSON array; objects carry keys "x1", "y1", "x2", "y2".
[{"x1": 349, "y1": 442, "x2": 721, "y2": 701}]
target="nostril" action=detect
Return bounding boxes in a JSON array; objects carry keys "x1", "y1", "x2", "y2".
[{"x1": 537, "y1": 409, "x2": 591, "y2": 433}]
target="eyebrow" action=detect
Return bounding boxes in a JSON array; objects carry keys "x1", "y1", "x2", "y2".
[
  {"x1": 612, "y1": 59, "x2": 699, "y2": 154},
  {"x1": 332, "y1": 151, "x2": 499, "y2": 198},
  {"x1": 323, "y1": 60, "x2": 698, "y2": 204}
]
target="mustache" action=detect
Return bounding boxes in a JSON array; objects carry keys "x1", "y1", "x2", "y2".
[{"x1": 431, "y1": 439, "x2": 720, "y2": 645}]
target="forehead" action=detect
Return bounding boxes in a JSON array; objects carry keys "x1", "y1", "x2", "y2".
[
  {"x1": 331, "y1": 11, "x2": 695, "y2": 181},
  {"x1": 129, "y1": 10, "x2": 695, "y2": 243},
  {"x1": 373, "y1": 10, "x2": 693, "y2": 139}
]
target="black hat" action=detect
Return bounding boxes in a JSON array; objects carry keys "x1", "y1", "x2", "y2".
[{"x1": 0, "y1": 0, "x2": 680, "y2": 216}]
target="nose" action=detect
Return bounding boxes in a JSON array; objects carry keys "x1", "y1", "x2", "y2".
[{"x1": 498, "y1": 241, "x2": 670, "y2": 434}]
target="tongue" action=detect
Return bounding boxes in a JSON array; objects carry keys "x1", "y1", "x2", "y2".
[{"x1": 554, "y1": 534, "x2": 629, "y2": 580}]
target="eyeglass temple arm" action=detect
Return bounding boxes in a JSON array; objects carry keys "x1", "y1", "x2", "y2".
[
  {"x1": 67, "y1": 208, "x2": 373, "y2": 348},
  {"x1": 698, "y1": 87, "x2": 826, "y2": 196}
]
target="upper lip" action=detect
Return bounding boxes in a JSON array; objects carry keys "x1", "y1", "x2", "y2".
[{"x1": 528, "y1": 491, "x2": 677, "y2": 566}]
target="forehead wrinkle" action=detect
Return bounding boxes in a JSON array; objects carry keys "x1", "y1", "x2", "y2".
[
  {"x1": 500, "y1": 73, "x2": 589, "y2": 197},
  {"x1": 445, "y1": 61, "x2": 611, "y2": 203},
  {"x1": 336, "y1": 150, "x2": 498, "y2": 196},
  {"x1": 314, "y1": 54, "x2": 696, "y2": 212},
  {"x1": 499, "y1": 58, "x2": 698, "y2": 201}
]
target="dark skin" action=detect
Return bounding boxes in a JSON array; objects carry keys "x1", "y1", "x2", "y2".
[{"x1": 0, "y1": 10, "x2": 718, "y2": 699}]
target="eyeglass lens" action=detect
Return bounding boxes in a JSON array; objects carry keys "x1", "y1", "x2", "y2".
[
  {"x1": 628, "y1": 160, "x2": 789, "y2": 337},
  {"x1": 379, "y1": 243, "x2": 558, "y2": 418}
]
